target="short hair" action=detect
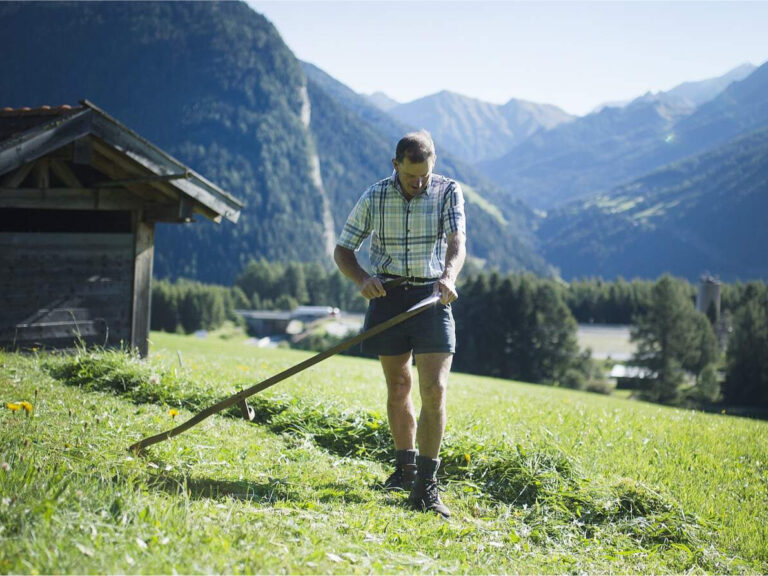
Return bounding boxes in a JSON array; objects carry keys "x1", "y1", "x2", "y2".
[{"x1": 395, "y1": 130, "x2": 436, "y2": 164}]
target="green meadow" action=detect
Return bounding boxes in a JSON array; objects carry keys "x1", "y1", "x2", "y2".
[{"x1": 1, "y1": 331, "x2": 767, "y2": 574}]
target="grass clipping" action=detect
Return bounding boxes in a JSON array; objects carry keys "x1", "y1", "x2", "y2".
[{"x1": 46, "y1": 348, "x2": 710, "y2": 553}]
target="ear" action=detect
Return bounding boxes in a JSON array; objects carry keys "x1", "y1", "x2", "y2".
[{"x1": 391, "y1": 158, "x2": 398, "y2": 171}]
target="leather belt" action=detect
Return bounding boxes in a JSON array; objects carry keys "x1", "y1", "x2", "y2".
[{"x1": 378, "y1": 273, "x2": 439, "y2": 287}]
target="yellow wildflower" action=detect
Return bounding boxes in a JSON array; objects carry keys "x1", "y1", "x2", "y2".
[
  {"x1": 464, "y1": 453, "x2": 471, "y2": 464},
  {"x1": 5, "y1": 403, "x2": 21, "y2": 412},
  {"x1": 19, "y1": 401, "x2": 33, "y2": 414},
  {"x1": 169, "y1": 409, "x2": 179, "y2": 419}
]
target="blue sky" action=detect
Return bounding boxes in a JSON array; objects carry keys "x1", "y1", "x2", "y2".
[{"x1": 249, "y1": 1, "x2": 768, "y2": 116}]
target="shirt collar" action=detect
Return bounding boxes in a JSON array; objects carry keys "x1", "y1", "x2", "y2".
[{"x1": 390, "y1": 169, "x2": 432, "y2": 199}]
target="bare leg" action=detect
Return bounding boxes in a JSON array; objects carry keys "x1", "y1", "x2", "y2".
[
  {"x1": 379, "y1": 353, "x2": 417, "y2": 450},
  {"x1": 414, "y1": 353, "x2": 453, "y2": 459}
]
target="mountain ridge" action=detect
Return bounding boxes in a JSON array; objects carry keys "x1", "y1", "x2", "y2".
[
  {"x1": 0, "y1": 2, "x2": 552, "y2": 282},
  {"x1": 480, "y1": 60, "x2": 767, "y2": 211},
  {"x1": 539, "y1": 125, "x2": 768, "y2": 281},
  {"x1": 386, "y1": 89, "x2": 574, "y2": 163}
]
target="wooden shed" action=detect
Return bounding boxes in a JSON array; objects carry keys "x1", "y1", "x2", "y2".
[{"x1": 0, "y1": 101, "x2": 243, "y2": 356}]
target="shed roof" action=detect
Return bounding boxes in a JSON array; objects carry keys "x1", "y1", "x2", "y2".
[{"x1": 0, "y1": 101, "x2": 243, "y2": 223}]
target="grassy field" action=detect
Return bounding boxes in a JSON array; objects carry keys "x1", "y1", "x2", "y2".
[{"x1": 1, "y1": 331, "x2": 767, "y2": 574}]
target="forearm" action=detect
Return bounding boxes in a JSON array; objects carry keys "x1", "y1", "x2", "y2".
[
  {"x1": 441, "y1": 232, "x2": 466, "y2": 285},
  {"x1": 334, "y1": 245, "x2": 387, "y2": 300},
  {"x1": 334, "y1": 245, "x2": 369, "y2": 287}
]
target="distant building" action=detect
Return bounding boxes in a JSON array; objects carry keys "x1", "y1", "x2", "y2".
[
  {"x1": 0, "y1": 101, "x2": 243, "y2": 356},
  {"x1": 697, "y1": 274, "x2": 721, "y2": 323},
  {"x1": 236, "y1": 310, "x2": 293, "y2": 337},
  {"x1": 696, "y1": 274, "x2": 729, "y2": 349},
  {"x1": 236, "y1": 306, "x2": 340, "y2": 338},
  {"x1": 609, "y1": 364, "x2": 654, "y2": 389}
]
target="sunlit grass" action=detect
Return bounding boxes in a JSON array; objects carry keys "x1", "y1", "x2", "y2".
[{"x1": 1, "y1": 333, "x2": 766, "y2": 573}]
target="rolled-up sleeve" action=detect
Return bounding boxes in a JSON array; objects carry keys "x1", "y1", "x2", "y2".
[
  {"x1": 337, "y1": 189, "x2": 373, "y2": 251},
  {"x1": 443, "y1": 182, "x2": 466, "y2": 236}
]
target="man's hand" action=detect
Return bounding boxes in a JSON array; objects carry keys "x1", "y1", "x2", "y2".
[
  {"x1": 359, "y1": 276, "x2": 387, "y2": 300},
  {"x1": 434, "y1": 278, "x2": 458, "y2": 305}
]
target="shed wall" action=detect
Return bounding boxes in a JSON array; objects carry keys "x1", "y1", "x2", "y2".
[{"x1": 0, "y1": 231, "x2": 133, "y2": 350}]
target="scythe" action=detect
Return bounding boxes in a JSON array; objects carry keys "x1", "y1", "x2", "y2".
[{"x1": 128, "y1": 279, "x2": 439, "y2": 453}]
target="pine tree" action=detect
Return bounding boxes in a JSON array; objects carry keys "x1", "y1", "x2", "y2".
[
  {"x1": 631, "y1": 275, "x2": 718, "y2": 404},
  {"x1": 724, "y1": 294, "x2": 768, "y2": 406}
]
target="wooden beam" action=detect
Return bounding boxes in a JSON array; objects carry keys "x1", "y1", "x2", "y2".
[
  {"x1": 141, "y1": 197, "x2": 203, "y2": 223},
  {"x1": 50, "y1": 158, "x2": 83, "y2": 188},
  {"x1": 34, "y1": 158, "x2": 50, "y2": 189},
  {"x1": 90, "y1": 114, "x2": 241, "y2": 222},
  {"x1": 130, "y1": 215, "x2": 155, "y2": 357},
  {"x1": 89, "y1": 143, "x2": 173, "y2": 201},
  {"x1": 90, "y1": 145, "x2": 184, "y2": 212},
  {"x1": 0, "y1": 187, "x2": 144, "y2": 211},
  {"x1": 0, "y1": 108, "x2": 93, "y2": 176},
  {"x1": 0, "y1": 162, "x2": 35, "y2": 188},
  {"x1": 96, "y1": 170, "x2": 190, "y2": 188}
]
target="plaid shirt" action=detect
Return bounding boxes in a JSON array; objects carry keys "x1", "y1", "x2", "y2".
[{"x1": 338, "y1": 171, "x2": 466, "y2": 279}]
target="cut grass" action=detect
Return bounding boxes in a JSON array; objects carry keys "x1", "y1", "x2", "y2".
[{"x1": 1, "y1": 334, "x2": 766, "y2": 573}]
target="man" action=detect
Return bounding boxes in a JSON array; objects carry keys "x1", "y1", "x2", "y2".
[{"x1": 334, "y1": 131, "x2": 466, "y2": 518}]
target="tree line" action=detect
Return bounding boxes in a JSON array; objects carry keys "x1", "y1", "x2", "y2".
[
  {"x1": 626, "y1": 275, "x2": 768, "y2": 410},
  {"x1": 150, "y1": 279, "x2": 247, "y2": 334},
  {"x1": 150, "y1": 259, "x2": 367, "y2": 334},
  {"x1": 150, "y1": 265, "x2": 768, "y2": 410},
  {"x1": 453, "y1": 273, "x2": 594, "y2": 389}
]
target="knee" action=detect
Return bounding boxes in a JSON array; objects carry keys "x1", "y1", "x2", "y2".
[
  {"x1": 420, "y1": 379, "x2": 447, "y2": 410},
  {"x1": 386, "y1": 372, "x2": 412, "y2": 403}
]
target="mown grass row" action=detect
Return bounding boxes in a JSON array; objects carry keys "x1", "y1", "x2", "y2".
[{"x1": 43, "y1": 347, "x2": 722, "y2": 567}]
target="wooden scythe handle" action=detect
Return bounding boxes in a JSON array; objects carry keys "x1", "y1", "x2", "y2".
[{"x1": 128, "y1": 292, "x2": 439, "y2": 453}]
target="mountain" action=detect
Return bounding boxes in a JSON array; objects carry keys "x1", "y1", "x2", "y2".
[
  {"x1": 387, "y1": 91, "x2": 574, "y2": 163},
  {"x1": 301, "y1": 64, "x2": 553, "y2": 275},
  {"x1": 0, "y1": 1, "x2": 552, "y2": 282},
  {"x1": 481, "y1": 93, "x2": 695, "y2": 210},
  {"x1": 302, "y1": 63, "x2": 516, "y2": 213},
  {"x1": 665, "y1": 63, "x2": 756, "y2": 108},
  {"x1": 366, "y1": 91, "x2": 399, "y2": 111},
  {"x1": 1, "y1": 1, "x2": 335, "y2": 283},
  {"x1": 668, "y1": 61, "x2": 768, "y2": 160},
  {"x1": 539, "y1": 125, "x2": 768, "y2": 281},
  {"x1": 482, "y1": 61, "x2": 767, "y2": 211},
  {"x1": 591, "y1": 63, "x2": 756, "y2": 113}
]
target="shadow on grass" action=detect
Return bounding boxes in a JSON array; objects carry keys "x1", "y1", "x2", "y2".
[{"x1": 146, "y1": 472, "x2": 367, "y2": 505}]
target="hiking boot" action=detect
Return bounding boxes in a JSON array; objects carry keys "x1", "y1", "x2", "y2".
[
  {"x1": 408, "y1": 475, "x2": 451, "y2": 518},
  {"x1": 383, "y1": 463, "x2": 417, "y2": 491}
]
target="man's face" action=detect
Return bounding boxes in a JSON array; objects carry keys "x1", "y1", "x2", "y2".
[{"x1": 392, "y1": 157, "x2": 433, "y2": 197}]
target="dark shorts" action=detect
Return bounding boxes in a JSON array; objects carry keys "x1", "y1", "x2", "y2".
[{"x1": 361, "y1": 283, "x2": 456, "y2": 356}]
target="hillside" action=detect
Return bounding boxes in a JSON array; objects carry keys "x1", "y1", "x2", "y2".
[
  {"x1": 388, "y1": 90, "x2": 573, "y2": 163},
  {"x1": 0, "y1": 2, "x2": 552, "y2": 282},
  {"x1": 539, "y1": 125, "x2": 768, "y2": 281},
  {"x1": 482, "y1": 61, "x2": 767, "y2": 211},
  {"x1": 301, "y1": 63, "x2": 554, "y2": 275},
  {"x1": 0, "y1": 1, "x2": 331, "y2": 283},
  {"x1": 481, "y1": 92, "x2": 698, "y2": 210},
  {"x1": 2, "y1": 334, "x2": 767, "y2": 572}
]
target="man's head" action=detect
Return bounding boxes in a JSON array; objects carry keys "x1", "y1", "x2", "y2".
[{"x1": 392, "y1": 131, "x2": 436, "y2": 197}]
